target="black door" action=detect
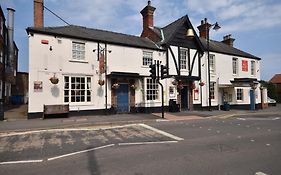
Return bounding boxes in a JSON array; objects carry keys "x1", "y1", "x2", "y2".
[{"x1": 181, "y1": 86, "x2": 188, "y2": 109}]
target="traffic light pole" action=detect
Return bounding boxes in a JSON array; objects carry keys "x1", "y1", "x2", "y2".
[{"x1": 158, "y1": 81, "x2": 164, "y2": 119}]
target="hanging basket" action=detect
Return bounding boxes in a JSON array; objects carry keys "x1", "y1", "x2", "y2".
[
  {"x1": 199, "y1": 82, "x2": 205, "y2": 86},
  {"x1": 172, "y1": 79, "x2": 178, "y2": 86},
  {"x1": 98, "y1": 80, "x2": 105, "y2": 86},
  {"x1": 130, "y1": 84, "x2": 137, "y2": 90},
  {"x1": 112, "y1": 83, "x2": 120, "y2": 89},
  {"x1": 49, "y1": 75, "x2": 59, "y2": 84}
]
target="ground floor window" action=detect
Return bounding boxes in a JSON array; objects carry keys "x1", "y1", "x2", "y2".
[
  {"x1": 146, "y1": 78, "x2": 158, "y2": 100},
  {"x1": 64, "y1": 76, "x2": 92, "y2": 103},
  {"x1": 236, "y1": 88, "x2": 243, "y2": 101},
  {"x1": 210, "y1": 82, "x2": 215, "y2": 99}
]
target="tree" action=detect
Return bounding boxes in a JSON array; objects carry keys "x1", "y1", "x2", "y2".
[{"x1": 260, "y1": 80, "x2": 277, "y2": 99}]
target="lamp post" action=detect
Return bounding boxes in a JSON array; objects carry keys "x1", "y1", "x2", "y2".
[{"x1": 206, "y1": 19, "x2": 221, "y2": 111}]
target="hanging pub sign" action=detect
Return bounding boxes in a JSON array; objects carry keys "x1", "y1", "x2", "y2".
[
  {"x1": 242, "y1": 60, "x2": 248, "y2": 72},
  {"x1": 34, "y1": 81, "x2": 43, "y2": 92}
]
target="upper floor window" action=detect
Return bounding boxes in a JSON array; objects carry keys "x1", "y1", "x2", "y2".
[
  {"x1": 146, "y1": 78, "x2": 158, "y2": 101},
  {"x1": 209, "y1": 54, "x2": 215, "y2": 74},
  {"x1": 210, "y1": 82, "x2": 215, "y2": 99},
  {"x1": 72, "y1": 42, "x2": 85, "y2": 61},
  {"x1": 180, "y1": 49, "x2": 187, "y2": 69},
  {"x1": 236, "y1": 88, "x2": 243, "y2": 101},
  {"x1": 250, "y1": 60, "x2": 255, "y2": 76},
  {"x1": 232, "y1": 58, "x2": 238, "y2": 75},
  {"x1": 143, "y1": 51, "x2": 153, "y2": 66}
]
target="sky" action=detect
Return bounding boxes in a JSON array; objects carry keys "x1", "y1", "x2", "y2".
[{"x1": 0, "y1": 0, "x2": 280, "y2": 81}]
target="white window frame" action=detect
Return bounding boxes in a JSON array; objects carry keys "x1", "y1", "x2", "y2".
[
  {"x1": 209, "y1": 54, "x2": 215, "y2": 74},
  {"x1": 210, "y1": 82, "x2": 215, "y2": 100},
  {"x1": 146, "y1": 78, "x2": 159, "y2": 101},
  {"x1": 232, "y1": 57, "x2": 238, "y2": 75},
  {"x1": 236, "y1": 88, "x2": 243, "y2": 101},
  {"x1": 143, "y1": 51, "x2": 153, "y2": 66},
  {"x1": 180, "y1": 49, "x2": 187, "y2": 70},
  {"x1": 64, "y1": 76, "x2": 92, "y2": 104},
  {"x1": 250, "y1": 60, "x2": 255, "y2": 76},
  {"x1": 72, "y1": 42, "x2": 85, "y2": 61}
]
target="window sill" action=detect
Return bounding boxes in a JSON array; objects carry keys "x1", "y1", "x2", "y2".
[{"x1": 69, "y1": 59, "x2": 88, "y2": 63}]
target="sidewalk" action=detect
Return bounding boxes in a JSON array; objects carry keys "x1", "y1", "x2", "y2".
[{"x1": 1, "y1": 104, "x2": 280, "y2": 133}]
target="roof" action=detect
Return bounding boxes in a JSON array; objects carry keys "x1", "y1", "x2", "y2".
[
  {"x1": 159, "y1": 15, "x2": 260, "y2": 60},
  {"x1": 26, "y1": 25, "x2": 161, "y2": 50},
  {"x1": 269, "y1": 74, "x2": 281, "y2": 83},
  {"x1": 161, "y1": 15, "x2": 204, "y2": 52},
  {"x1": 199, "y1": 38, "x2": 261, "y2": 60}
]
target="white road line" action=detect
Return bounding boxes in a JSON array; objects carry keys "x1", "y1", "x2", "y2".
[
  {"x1": 139, "y1": 124, "x2": 184, "y2": 141},
  {"x1": 256, "y1": 172, "x2": 268, "y2": 175},
  {"x1": 47, "y1": 144, "x2": 115, "y2": 161},
  {"x1": 237, "y1": 118, "x2": 246, "y2": 121},
  {"x1": 118, "y1": 141, "x2": 178, "y2": 146},
  {"x1": 0, "y1": 159, "x2": 43, "y2": 165},
  {"x1": 0, "y1": 124, "x2": 140, "y2": 137}
]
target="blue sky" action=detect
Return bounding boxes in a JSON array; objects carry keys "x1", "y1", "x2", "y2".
[{"x1": 1, "y1": 0, "x2": 281, "y2": 80}]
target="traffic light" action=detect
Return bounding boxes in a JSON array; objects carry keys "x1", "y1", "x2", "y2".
[
  {"x1": 161, "y1": 65, "x2": 168, "y2": 79},
  {"x1": 149, "y1": 64, "x2": 156, "y2": 79}
]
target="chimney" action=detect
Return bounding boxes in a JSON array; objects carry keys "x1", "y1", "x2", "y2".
[
  {"x1": 34, "y1": 0, "x2": 44, "y2": 28},
  {"x1": 6, "y1": 8, "x2": 15, "y2": 74},
  {"x1": 222, "y1": 34, "x2": 235, "y2": 47},
  {"x1": 197, "y1": 18, "x2": 211, "y2": 39},
  {"x1": 140, "y1": 1, "x2": 156, "y2": 38}
]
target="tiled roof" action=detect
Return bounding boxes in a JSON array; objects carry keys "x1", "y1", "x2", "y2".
[
  {"x1": 199, "y1": 38, "x2": 261, "y2": 60},
  {"x1": 26, "y1": 25, "x2": 161, "y2": 50},
  {"x1": 269, "y1": 74, "x2": 281, "y2": 83},
  {"x1": 160, "y1": 16, "x2": 260, "y2": 60}
]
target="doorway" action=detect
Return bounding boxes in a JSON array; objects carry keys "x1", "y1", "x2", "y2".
[
  {"x1": 181, "y1": 86, "x2": 188, "y2": 109},
  {"x1": 116, "y1": 84, "x2": 129, "y2": 113}
]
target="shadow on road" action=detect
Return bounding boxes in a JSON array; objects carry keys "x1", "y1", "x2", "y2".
[{"x1": 87, "y1": 148, "x2": 100, "y2": 175}]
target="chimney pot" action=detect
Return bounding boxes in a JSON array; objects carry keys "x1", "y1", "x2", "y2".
[
  {"x1": 197, "y1": 18, "x2": 211, "y2": 39},
  {"x1": 140, "y1": 1, "x2": 156, "y2": 38},
  {"x1": 222, "y1": 34, "x2": 235, "y2": 47},
  {"x1": 34, "y1": 0, "x2": 44, "y2": 28}
]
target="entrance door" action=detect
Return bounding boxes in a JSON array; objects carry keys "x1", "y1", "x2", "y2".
[
  {"x1": 116, "y1": 84, "x2": 129, "y2": 113},
  {"x1": 250, "y1": 89, "x2": 255, "y2": 110},
  {"x1": 181, "y1": 86, "x2": 188, "y2": 109}
]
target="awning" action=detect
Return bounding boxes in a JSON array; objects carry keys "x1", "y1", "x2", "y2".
[
  {"x1": 230, "y1": 78, "x2": 259, "y2": 87},
  {"x1": 108, "y1": 72, "x2": 140, "y2": 78}
]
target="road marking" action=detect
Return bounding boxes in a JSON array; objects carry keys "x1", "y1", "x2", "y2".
[
  {"x1": 118, "y1": 141, "x2": 178, "y2": 146},
  {"x1": 139, "y1": 124, "x2": 184, "y2": 141},
  {"x1": 237, "y1": 118, "x2": 246, "y2": 121},
  {"x1": 47, "y1": 144, "x2": 115, "y2": 161},
  {"x1": 0, "y1": 124, "x2": 141, "y2": 137},
  {"x1": 0, "y1": 159, "x2": 43, "y2": 165},
  {"x1": 156, "y1": 119, "x2": 169, "y2": 122},
  {"x1": 266, "y1": 144, "x2": 271, "y2": 146},
  {"x1": 256, "y1": 172, "x2": 268, "y2": 175},
  {"x1": 250, "y1": 139, "x2": 255, "y2": 142}
]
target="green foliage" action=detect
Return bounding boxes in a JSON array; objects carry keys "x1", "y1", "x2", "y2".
[{"x1": 260, "y1": 80, "x2": 277, "y2": 99}]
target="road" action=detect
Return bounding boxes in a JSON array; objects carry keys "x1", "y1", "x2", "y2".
[{"x1": 0, "y1": 115, "x2": 281, "y2": 175}]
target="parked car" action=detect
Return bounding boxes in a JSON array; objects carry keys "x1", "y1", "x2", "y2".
[{"x1": 267, "y1": 97, "x2": 277, "y2": 106}]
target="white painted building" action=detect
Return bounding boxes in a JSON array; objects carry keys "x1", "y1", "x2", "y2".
[{"x1": 27, "y1": 1, "x2": 266, "y2": 118}]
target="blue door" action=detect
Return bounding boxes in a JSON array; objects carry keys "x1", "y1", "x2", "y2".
[
  {"x1": 181, "y1": 86, "x2": 188, "y2": 109},
  {"x1": 250, "y1": 89, "x2": 255, "y2": 110},
  {"x1": 116, "y1": 84, "x2": 129, "y2": 113}
]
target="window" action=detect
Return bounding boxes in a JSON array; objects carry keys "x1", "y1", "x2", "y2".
[
  {"x1": 143, "y1": 51, "x2": 153, "y2": 66},
  {"x1": 72, "y1": 42, "x2": 85, "y2": 61},
  {"x1": 251, "y1": 61, "x2": 255, "y2": 76},
  {"x1": 210, "y1": 82, "x2": 215, "y2": 99},
  {"x1": 0, "y1": 17, "x2": 3, "y2": 36},
  {"x1": 180, "y1": 49, "x2": 187, "y2": 69},
  {"x1": 209, "y1": 54, "x2": 215, "y2": 74},
  {"x1": 64, "y1": 76, "x2": 91, "y2": 103},
  {"x1": 232, "y1": 58, "x2": 238, "y2": 75},
  {"x1": 146, "y1": 78, "x2": 158, "y2": 100},
  {"x1": 0, "y1": 50, "x2": 3, "y2": 63},
  {"x1": 236, "y1": 89, "x2": 243, "y2": 101}
]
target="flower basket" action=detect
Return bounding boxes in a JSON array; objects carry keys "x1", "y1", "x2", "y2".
[
  {"x1": 98, "y1": 80, "x2": 105, "y2": 86},
  {"x1": 130, "y1": 84, "x2": 137, "y2": 90},
  {"x1": 199, "y1": 82, "x2": 205, "y2": 86},
  {"x1": 50, "y1": 75, "x2": 59, "y2": 84},
  {"x1": 112, "y1": 83, "x2": 120, "y2": 89}
]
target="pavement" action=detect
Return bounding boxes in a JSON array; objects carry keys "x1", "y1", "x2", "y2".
[{"x1": 0, "y1": 103, "x2": 280, "y2": 133}]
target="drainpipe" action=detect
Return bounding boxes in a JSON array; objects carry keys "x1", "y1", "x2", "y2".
[{"x1": 6, "y1": 8, "x2": 15, "y2": 76}]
